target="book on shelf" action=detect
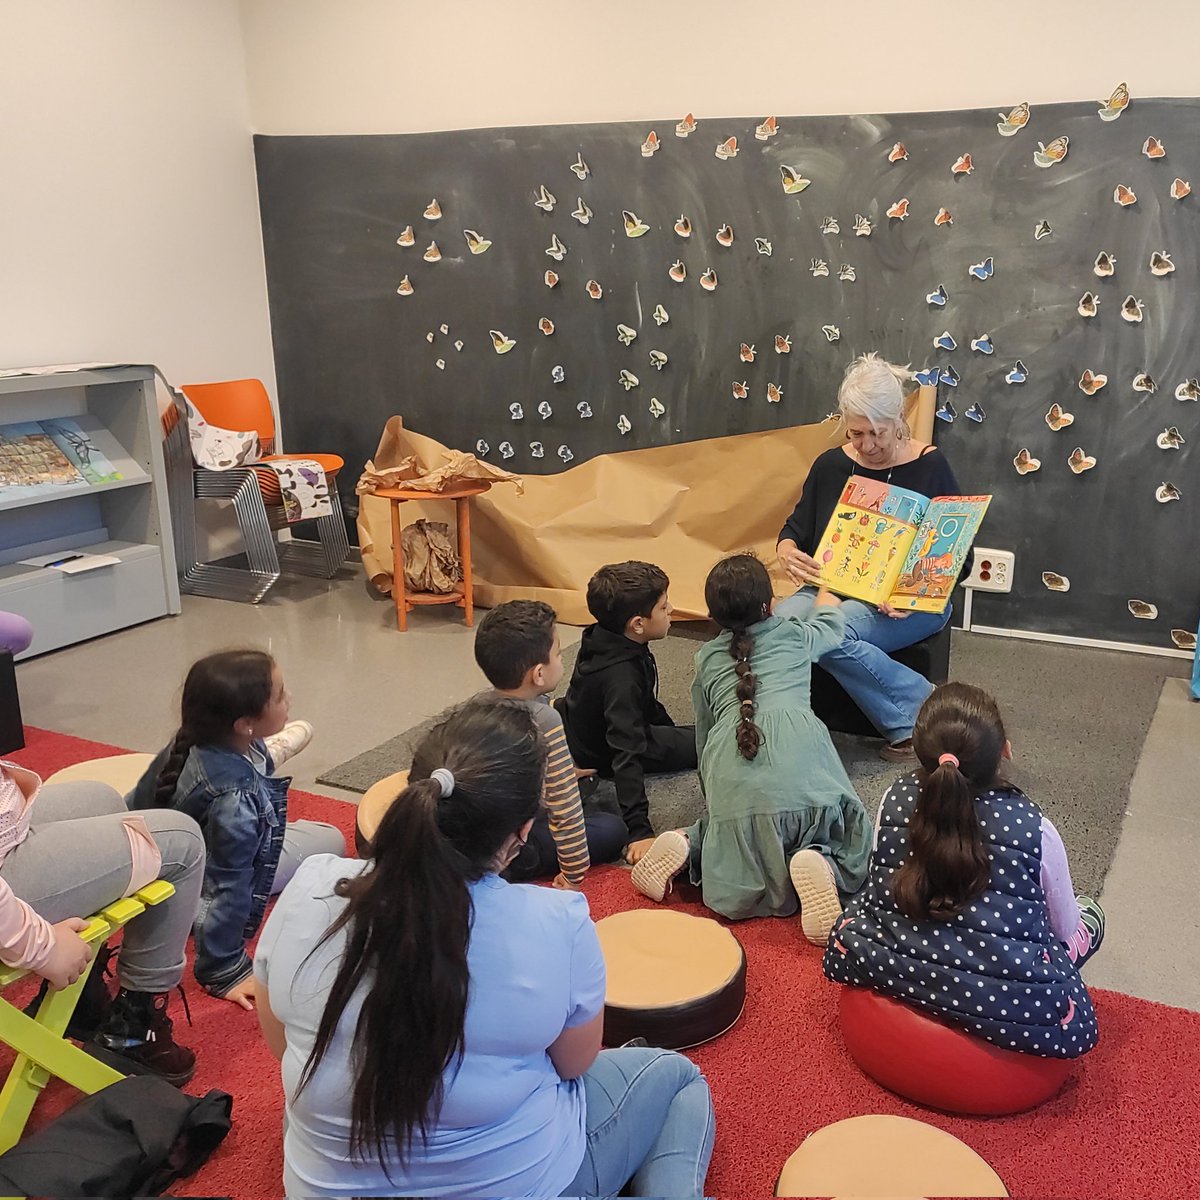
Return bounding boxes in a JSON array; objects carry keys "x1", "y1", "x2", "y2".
[
  {"x1": 812, "y1": 475, "x2": 991, "y2": 613},
  {"x1": 0, "y1": 417, "x2": 124, "y2": 500}
]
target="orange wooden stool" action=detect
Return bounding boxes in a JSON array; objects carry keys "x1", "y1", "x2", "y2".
[{"x1": 373, "y1": 482, "x2": 492, "y2": 631}]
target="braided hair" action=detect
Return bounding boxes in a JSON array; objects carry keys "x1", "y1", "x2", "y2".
[
  {"x1": 153, "y1": 650, "x2": 275, "y2": 805},
  {"x1": 704, "y1": 554, "x2": 772, "y2": 761}
]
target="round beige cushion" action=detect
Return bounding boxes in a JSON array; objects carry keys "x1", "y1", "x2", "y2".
[
  {"x1": 595, "y1": 909, "x2": 746, "y2": 1050},
  {"x1": 355, "y1": 769, "x2": 409, "y2": 853},
  {"x1": 775, "y1": 1114, "x2": 1007, "y2": 1198},
  {"x1": 45, "y1": 753, "x2": 155, "y2": 797}
]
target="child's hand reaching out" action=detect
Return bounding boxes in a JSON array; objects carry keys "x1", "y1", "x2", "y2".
[{"x1": 222, "y1": 975, "x2": 257, "y2": 1010}]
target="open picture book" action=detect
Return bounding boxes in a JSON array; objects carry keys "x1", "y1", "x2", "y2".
[{"x1": 813, "y1": 476, "x2": 991, "y2": 613}]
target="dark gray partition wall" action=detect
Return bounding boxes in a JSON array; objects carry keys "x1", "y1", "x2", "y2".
[{"x1": 255, "y1": 96, "x2": 1199, "y2": 646}]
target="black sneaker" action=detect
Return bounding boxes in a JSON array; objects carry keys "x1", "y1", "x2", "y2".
[
  {"x1": 88, "y1": 988, "x2": 196, "y2": 1088},
  {"x1": 24, "y1": 941, "x2": 115, "y2": 1040}
]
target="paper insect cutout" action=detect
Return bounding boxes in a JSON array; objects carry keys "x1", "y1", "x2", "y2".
[
  {"x1": 435, "y1": 359, "x2": 445, "y2": 371},
  {"x1": 715, "y1": 136, "x2": 738, "y2": 161},
  {"x1": 673, "y1": 215, "x2": 693, "y2": 238},
  {"x1": 780, "y1": 166, "x2": 810, "y2": 194},
  {"x1": 822, "y1": 325, "x2": 841, "y2": 342},
  {"x1": 1175, "y1": 378, "x2": 1200, "y2": 401},
  {"x1": 396, "y1": 275, "x2": 414, "y2": 296},
  {"x1": 1033, "y1": 137, "x2": 1069, "y2": 168},
  {"x1": 649, "y1": 397, "x2": 666, "y2": 418},
  {"x1": 886, "y1": 198, "x2": 910, "y2": 220},
  {"x1": 934, "y1": 208, "x2": 953, "y2": 226},
  {"x1": 653, "y1": 304, "x2": 669, "y2": 325},
  {"x1": 463, "y1": 229, "x2": 492, "y2": 255},
  {"x1": 1042, "y1": 572, "x2": 1070, "y2": 592},
  {"x1": 1045, "y1": 404, "x2": 1075, "y2": 431},
  {"x1": 557, "y1": 445, "x2": 574, "y2": 463},
  {"x1": 699, "y1": 268, "x2": 718, "y2": 292},
  {"x1": 475, "y1": 439, "x2": 490, "y2": 456},
  {"x1": 1121, "y1": 296, "x2": 1145, "y2": 323},
  {"x1": 1142, "y1": 137, "x2": 1166, "y2": 160},
  {"x1": 964, "y1": 402, "x2": 985, "y2": 423},
  {"x1": 535, "y1": 185, "x2": 556, "y2": 213},
  {"x1": 1006, "y1": 361, "x2": 1028, "y2": 384},
  {"x1": 571, "y1": 199, "x2": 593, "y2": 225},
  {"x1": 619, "y1": 370, "x2": 639, "y2": 391},
  {"x1": 838, "y1": 263, "x2": 856, "y2": 282},
  {"x1": 716, "y1": 223, "x2": 734, "y2": 247},
  {"x1": 1133, "y1": 373, "x2": 1157, "y2": 393},
  {"x1": 570, "y1": 153, "x2": 590, "y2": 180},
  {"x1": 552, "y1": 365, "x2": 566, "y2": 383},
  {"x1": 740, "y1": 343, "x2": 756, "y2": 363},
  {"x1": 396, "y1": 225, "x2": 415, "y2": 246},
  {"x1": 915, "y1": 367, "x2": 941, "y2": 387},
  {"x1": 623, "y1": 210, "x2": 650, "y2": 238},
  {"x1": 1150, "y1": 252, "x2": 1175, "y2": 276},
  {"x1": 732, "y1": 381, "x2": 749, "y2": 399},
  {"x1": 586, "y1": 279, "x2": 603, "y2": 299},
  {"x1": 1113, "y1": 185, "x2": 1137, "y2": 207},
  {"x1": 970, "y1": 334, "x2": 994, "y2": 355},
  {"x1": 649, "y1": 350, "x2": 668, "y2": 371},
  {"x1": 545, "y1": 234, "x2": 567, "y2": 261},
  {"x1": 641, "y1": 131, "x2": 661, "y2": 157},
  {"x1": 969, "y1": 256, "x2": 995, "y2": 281},
  {"x1": 1156, "y1": 482, "x2": 1182, "y2": 503},
  {"x1": 537, "y1": 401, "x2": 553, "y2": 420},
  {"x1": 617, "y1": 414, "x2": 632, "y2": 434},
  {"x1": 820, "y1": 216, "x2": 840, "y2": 235},
  {"x1": 499, "y1": 441, "x2": 515, "y2": 459},
  {"x1": 935, "y1": 399, "x2": 957, "y2": 423},
  {"x1": 675, "y1": 113, "x2": 697, "y2": 138},
  {"x1": 1091, "y1": 254, "x2": 1117, "y2": 281},
  {"x1": 951, "y1": 154, "x2": 974, "y2": 176},
  {"x1": 423, "y1": 241, "x2": 441, "y2": 262},
  {"x1": 669, "y1": 261, "x2": 687, "y2": 283},
  {"x1": 940, "y1": 364, "x2": 960, "y2": 387},
  {"x1": 756, "y1": 238, "x2": 773, "y2": 256},
  {"x1": 424, "y1": 198, "x2": 442, "y2": 220},
  {"x1": 775, "y1": 335, "x2": 792, "y2": 355},
  {"x1": 616, "y1": 324, "x2": 637, "y2": 346},
  {"x1": 933, "y1": 331, "x2": 957, "y2": 351},
  {"x1": 1171, "y1": 178, "x2": 1192, "y2": 199},
  {"x1": 1172, "y1": 629, "x2": 1198, "y2": 651},
  {"x1": 926, "y1": 285, "x2": 948, "y2": 306},
  {"x1": 1068, "y1": 447, "x2": 1097, "y2": 474},
  {"x1": 853, "y1": 214, "x2": 873, "y2": 237},
  {"x1": 1079, "y1": 370, "x2": 1107, "y2": 395},
  {"x1": 811, "y1": 258, "x2": 830, "y2": 277},
  {"x1": 997, "y1": 102, "x2": 1030, "y2": 136},
  {"x1": 1013, "y1": 448, "x2": 1041, "y2": 475},
  {"x1": 454, "y1": 340, "x2": 464, "y2": 352},
  {"x1": 1034, "y1": 220, "x2": 1053, "y2": 240},
  {"x1": 545, "y1": 270, "x2": 560, "y2": 288},
  {"x1": 509, "y1": 403, "x2": 524, "y2": 420},
  {"x1": 767, "y1": 382, "x2": 783, "y2": 404},
  {"x1": 539, "y1": 317, "x2": 555, "y2": 336},
  {"x1": 1078, "y1": 292, "x2": 1099, "y2": 318},
  {"x1": 576, "y1": 401, "x2": 591, "y2": 417},
  {"x1": 755, "y1": 116, "x2": 779, "y2": 140},
  {"x1": 1127, "y1": 600, "x2": 1158, "y2": 620},
  {"x1": 888, "y1": 142, "x2": 908, "y2": 162},
  {"x1": 490, "y1": 330, "x2": 516, "y2": 355},
  {"x1": 1097, "y1": 82, "x2": 1130, "y2": 122}
]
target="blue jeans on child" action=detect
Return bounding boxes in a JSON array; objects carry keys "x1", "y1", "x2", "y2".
[
  {"x1": 566, "y1": 1046, "x2": 715, "y2": 1198},
  {"x1": 774, "y1": 587, "x2": 950, "y2": 742}
]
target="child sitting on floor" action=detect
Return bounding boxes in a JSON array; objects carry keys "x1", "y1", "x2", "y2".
[
  {"x1": 631, "y1": 554, "x2": 870, "y2": 942},
  {"x1": 823, "y1": 681, "x2": 1104, "y2": 1058},
  {"x1": 474, "y1": 601, "x2": 627, "y2": 887},
  {"x1": 556, "y1": 562, "x2": 697, "y2": 864},
  {"x1": 129, "y1": 650, "x2": 345, "y2": 1009}
]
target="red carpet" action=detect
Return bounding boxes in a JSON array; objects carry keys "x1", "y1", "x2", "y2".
[{"x1": 10, "y1": 727, "x2": 1200, "y2": 1196}]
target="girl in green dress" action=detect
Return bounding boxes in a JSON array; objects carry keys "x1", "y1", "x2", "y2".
[{"x1": 630, "y1": 555, "x2": 870, "y2": 944}]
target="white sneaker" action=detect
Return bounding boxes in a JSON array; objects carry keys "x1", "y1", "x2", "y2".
[
  {"x1": 789, "y1": 848, "x2": 842, "y2": 946},
  {"x1": 630, "y1": 831, "x2": 690, "y2": 902},
  {"x1": 263, "y1": 719, "x2": 314, "y2": 769}
]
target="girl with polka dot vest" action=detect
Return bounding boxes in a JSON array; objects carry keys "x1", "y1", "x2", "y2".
[{"x1": 824, "y1": 682, "x2": 1104, "y2": 1059}]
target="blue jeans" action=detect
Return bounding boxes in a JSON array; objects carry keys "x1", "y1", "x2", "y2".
[
  {"x1": 775, "y1": 587, "x2": 949, "y2": 742},
  {"x1": 566, "y1": 1047, "x2": 715, "y2": 1198}
]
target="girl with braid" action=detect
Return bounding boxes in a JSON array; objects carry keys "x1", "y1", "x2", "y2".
[
  {"x1": 631, "y1": 555, "x2": 870, "y2": 941},
  {"x1": 129, "y1": 650, "x2": 344, "y2": 1008}
]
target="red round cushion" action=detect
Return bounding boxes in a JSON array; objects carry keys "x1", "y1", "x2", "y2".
[{"x1": 838, "y1": 986, "x2": 1073, "y2": 1115}]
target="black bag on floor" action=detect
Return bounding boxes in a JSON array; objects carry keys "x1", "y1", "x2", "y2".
[{"x1": 0, "y1": 1075, "x2": 233, "y2": 1197}]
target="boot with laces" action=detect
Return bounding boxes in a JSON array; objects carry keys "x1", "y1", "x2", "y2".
[{"x1": 88, "y1": 987, "x2": 196, "y2": 1088}]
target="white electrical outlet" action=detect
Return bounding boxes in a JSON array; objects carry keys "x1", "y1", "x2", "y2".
[{"x1": 963, "y1": 548, "x2": 1014, "y2": 593}]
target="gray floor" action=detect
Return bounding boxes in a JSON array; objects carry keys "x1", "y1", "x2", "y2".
[{"x1": 14, "y1": 570, "x2": 1199, "y2": 1011}]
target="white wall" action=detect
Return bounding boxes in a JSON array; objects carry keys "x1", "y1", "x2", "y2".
[{"x1": 240, "y1": 0, "x2": 1200, "y2": 135}]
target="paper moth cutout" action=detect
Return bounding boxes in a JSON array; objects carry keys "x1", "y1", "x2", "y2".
[
  {"x1": 423, "y1": 198, "x2": 442, "y2": 220},
  {"x1": 1042, "y1": 572, "x2": 1070, "y2": 592},
  {"x1": 534, "y1": 185, "x2": 556, "y2": 213},
  {"x1": 675, "y1": 113, "x2": 697, "y2": 138},
  {"x1": 1013, "y1": 448, "x2": 1041, "y2": 475},
  {"x1": 490, "y1": 331, "x2": 516, "y2": 355},
  {"x1": 1078, "y1": 370, "x2": 1108, "y2": 395}
]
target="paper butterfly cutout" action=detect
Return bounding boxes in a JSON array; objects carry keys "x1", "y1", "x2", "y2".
[
  {"x1": 926, "y1": 285, "x2": 947, "y2": 306},
  {"x1": 1005, "y1": 361, "x2": 1028, "y2": 385},
  {"x1": 969, "y1": 256, "x2": 995, "y2": 281}
]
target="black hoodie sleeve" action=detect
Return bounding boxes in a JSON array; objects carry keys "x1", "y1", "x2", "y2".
[{"x1": 600, "y1": 667, "x2": 654, "y2": 841}]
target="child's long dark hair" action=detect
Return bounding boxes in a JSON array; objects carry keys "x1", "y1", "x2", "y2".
[
  {"x1": 296, "y1": 699, "x2": 545, "y2": 1173},
  {"x1": 892, "y1": 682, "x2": 1005, "y2": 921},
  {"x1": 154, "y1": 649, "x2": 275, "y2": 804},
  {"x1": 705, "y1": 554, "x2": 772, "y2": 760}
]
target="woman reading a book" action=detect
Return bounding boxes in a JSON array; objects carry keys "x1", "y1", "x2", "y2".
[{"x1": 775, "y1": 353, "x2": 973, "y2": 762}]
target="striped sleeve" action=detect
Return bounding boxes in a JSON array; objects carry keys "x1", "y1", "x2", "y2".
[{"x1": 540, "y1": 721, "x2": 591, "y2": 886}]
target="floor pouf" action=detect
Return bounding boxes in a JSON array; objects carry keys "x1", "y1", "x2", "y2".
[
  {"x1": 776, "y1": 1114, "x2": 1007, "y2": 1197},
  {"x1": 839, "y1": 986, "x2": 1074, "y2": 1115},
  {"x1": 45, "y1": 753, "x2": 155, "y2": 798},
  {"x1": 355, "y1": 769, "x2": 409, "y2": 855},
  {"x1": 595, "y1": 909, "x2": 746, "y2": 1050}
]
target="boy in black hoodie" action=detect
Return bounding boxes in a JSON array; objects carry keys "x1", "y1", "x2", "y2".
[{"x1": 556, "y1": 561, "x2": 697, "y2": 863}]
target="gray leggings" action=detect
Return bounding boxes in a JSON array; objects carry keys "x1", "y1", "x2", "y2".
[{"x1": 0, "y1": 781, "x2": 205, "y2": 994}]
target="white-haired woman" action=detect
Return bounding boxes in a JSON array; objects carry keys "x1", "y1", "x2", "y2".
[{"x1": 775, "y1": 353, "x2": 972, "y2": 761}]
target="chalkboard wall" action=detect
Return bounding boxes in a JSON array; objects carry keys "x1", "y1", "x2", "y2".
[{"x1": 255, "y1": 95, "x2": 1199, "y2": 647}]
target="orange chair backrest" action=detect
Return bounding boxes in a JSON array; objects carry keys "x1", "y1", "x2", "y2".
[{"x1": 181, "y1": 379, "x2": 276, "y2": 441}]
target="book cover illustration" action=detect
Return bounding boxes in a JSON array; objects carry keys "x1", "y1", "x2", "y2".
[
  {"x1": 41, "y1": 418, "x2": 123, "y2": 485},
  {"x1": 890, "y1": 496, "x2": 991, "y2": 611},
  {"x1": 0, "y1": 422, "x2": 86, "y2": 499}
]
